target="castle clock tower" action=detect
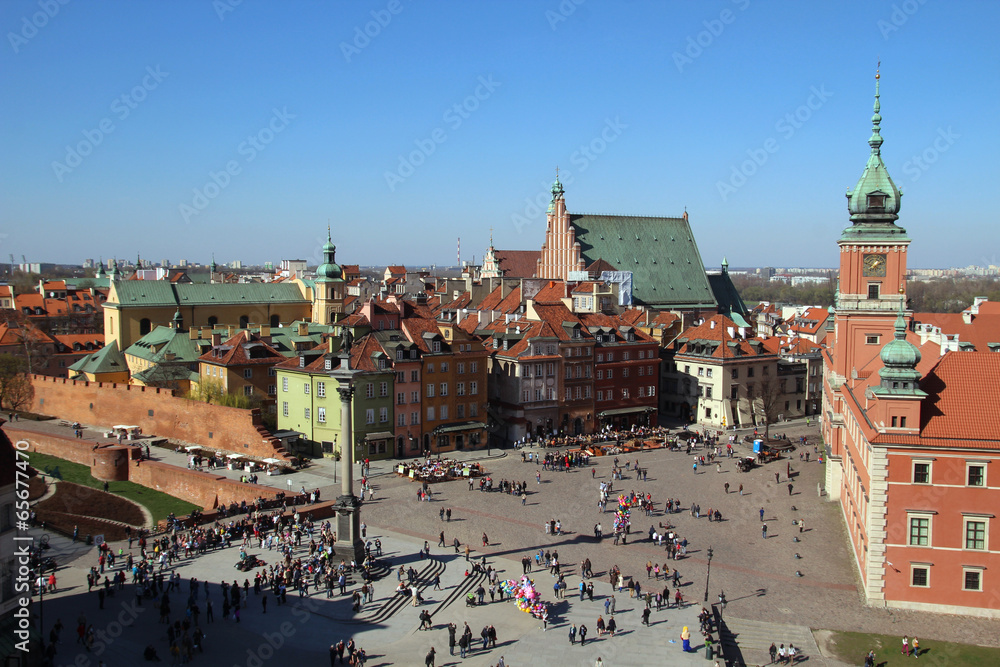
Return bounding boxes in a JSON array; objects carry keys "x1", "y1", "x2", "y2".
[{"x1": 831, "y1": 68, "x2": 910, "y2": 383}]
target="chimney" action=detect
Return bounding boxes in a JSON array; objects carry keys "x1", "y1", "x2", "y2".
[
  {"x1": 227, "y1": 325, "x2": 236, "y2": 337},
  {"x1": 201, "y1": 326, "x2": 212, "y2": 338},
  {"x1": 710, "y1": 320, "x2": 716, "y2": 329},
  {"x1": 328, "y1": 335, "x2": 336, "y2": 354},
  {"x1": 189, "y1": 328, "x2": 199, "y2": 340},
  {"x1": 297, "y1": 322, "x2": 308, "y2": 336},
  {"x1": 211, "y1": 333, "x2": 222, "y2": 346},
  {"x1": 164, "y1": 351, "x2": 176, "y2": 361},
  {"x1": 259, "y1": 324, "x2": 270, "y2": 338}
]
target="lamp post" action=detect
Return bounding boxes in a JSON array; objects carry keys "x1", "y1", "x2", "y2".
[{"x1": 704, "y1": 546, "x2": 714, "y2": 604}]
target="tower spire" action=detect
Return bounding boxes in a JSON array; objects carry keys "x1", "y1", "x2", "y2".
[{"x1": 869, "y1": 61, "x2": 883, "y2": 155}]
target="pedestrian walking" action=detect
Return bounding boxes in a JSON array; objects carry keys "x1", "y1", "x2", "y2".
[
  {"x1": 569, "y1": 623, "x2": 576, "y2": 644},
  {"x1": 579, "y1": 624, "x2": 588, "y2": 646},
  {"x1": 911, "y1": 637, "x2": 919, "y2": 658},
  {"x1": 799, "y1": 519, "x2": 805, "y2": 533},
  {"x1": 788, "y1": 483, "x2": 794, "y2": 496},
  {"x1": 902, "y1": 636, "x2": 909, "y2": 656},
  {"x1": 759, "y1": 507, "x2": 765, "y2": 522},
  {"x1": 762, "y1": 523, "x2": 768, "y2": 539}
]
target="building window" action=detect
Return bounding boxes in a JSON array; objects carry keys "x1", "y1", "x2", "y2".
[
  {"x1": 426, "y1": 384, "x2": 434, "y2": 398},
  {"x1": 282, "y1": 377, "x2": 288, "y2": 392},
  {"x1": 706, "y1": 368, "x2": 713, "y2": 378},
  {"x1": 366, "y1": 408, "x2": 375, "y2": 424},
  {"x1": 470, "y1": 402, "x2": 478, "y2": 417},
  {"x1": 457, "y1": 404, "x2": 465, "y2": 419},
  {"x1": 458, "y1": 363, "x2": 465, "y2": 374},
  {"x1": 427, "y1": 363, "x2": 434, "y2": 373},
  {"x1": 457, "y1": 382, "x2": 465, "y2": 396},
  {"x1": 622, "y1": 388, "x2": 629, "y2": 399},
  {"x1": 470, "y1": 381, "x2": 478, "y2": 395},
  {"x1": 698, "y1": 367, "x2": 704, "y2": 377},
  {"x1": 910, "y1": 565, "x2": 929, "y2": 588},
  {"x1": 967, "y1": 464, "x2": 986, "y2": 487},
  {"x1": 365, "y1": 384, "x2": 374, "y2": 399},
  {"x1": 912, "y1": 461, "x2": 931, "y2": 484},
  {"x1": 411, "y1": 412, "x2": 419, "y2": 425},
  {"x1": 268, "y1": 385, "x2": 276, "y2": 395},
  {"x1": 379, "y1": 407, "x2": 388, "y2": 423},
  {"x1": 398, "y1": 413, "x2": 406, "y2": 427},
  {"x1": 731, "y1": 368, "x2": 739, "y2": 379},
  {"x1": 317, "y1": 407, "x2": 326, "y2": 423},
  {"x1": 648, "y1": 385, "x2": 655, "y2": 396},
  {"x1": 597, "y1": 390, "x2": 604, "y2": 401},
  {"x1": 441, "y1": 362, "x2": 448, "y2": 372},
  {"x1": 440, "y1": 383, "x2": 448, "y2": 396},
  {"x1": 317, "y1": 381, "x2": 326, "y2": 398},
  {"x1": 304, "y1": 407, "x2": 311, "y2": 420},
  {"x1": 866, "y1": 335, "x2": 880, "y2": 345},
  {"x1": 440, "y1": 405, "x2": 448, "y2": 420},
  {"x1": 747, "y1": 367, "x2": 755, "y2": 377},
  {"x1": 731, "y1": 385, "x2": 739, "y2": 400},
  {"x1": 471, "y1": 361, "x2": 478, "y2": 373},
  {"x1": 607, "y1": 369, "x2": 613, "y2": 380},
  {"x1": 868, "y1": 283, "x2": 880, "y2": 300},
  {"x1": 908, "y1": 516, "x2": 930, "y2": 546},
  {"x1": 397, "y1": 392, "x2": 405, "y2": 405},
  {"x1": 427, "y1": 406, "x2": 435, "y2": 421},
  {"x1": 596, "y1": 370, "x2": 603, "y2": 380},
  {"x1": 963, "y1": 568, "x2": 983, "y2": 592},
  {"x1": 282, "y1": 402, "x2": 288, "y2": 417},
  {"x1": 964, "y1": 519, "x2": 987, "y2": 550},
  {"x1": 411, "y1": 391, "x2": 419, "y2": 402},
  {"x1": 303, "y1": 383, "x2": 310, "y2": 395},
  {"x1": 432, "y1": 341, "x2": 441, "y2": 352},
  {"x1": 622, "y1": 368, "x2": 629, "y2": 378},
  {"x1": 411, "y1": 370, "x2": 419, "y2": 382},
  {"x1": 243, "y1": 386, "x2": 253, "y2": 397}
]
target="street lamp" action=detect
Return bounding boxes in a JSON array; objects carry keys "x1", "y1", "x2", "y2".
[{"x1": 704, "y1": 546, "x2": 714, "y2": 603}]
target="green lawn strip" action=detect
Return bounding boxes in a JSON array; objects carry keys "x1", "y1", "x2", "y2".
[
  {"x1": 26, "y1": 451, "x2": 200, "y2": 524},
  {"x1": 823, "y1": 630, "x2": 1000, "y2": 666}
]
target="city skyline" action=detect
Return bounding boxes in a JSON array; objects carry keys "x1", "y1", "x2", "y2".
[{"x1": 2, "y1": 1, "x2": 998, "y2": 270}]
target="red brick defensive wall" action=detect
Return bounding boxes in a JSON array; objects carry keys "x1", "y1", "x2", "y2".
[{"x1": 27, "y1": 375, "x2": 291, "y2": 461}]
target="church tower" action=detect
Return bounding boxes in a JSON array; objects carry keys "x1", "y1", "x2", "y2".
[
  {"x1": 831, "y1": 67, "x2": 911, "y2": 383},
  {"x1": 312, "y1": 227, "x2": 345, "y2": 324},
  {"x1": 481, "y1": 229, "x2": 501, "y2": 279},
  {"x1": 537, "y1": 172, "x2": 586, "y2": 279}
]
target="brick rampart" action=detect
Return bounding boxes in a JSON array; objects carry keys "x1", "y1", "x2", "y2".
[
  {"x1": 9, "y1": 427, "x2": 281, "y2": 510},
  {"x1": 27, "y1": 375, "x2": 291, "y2": 461}
]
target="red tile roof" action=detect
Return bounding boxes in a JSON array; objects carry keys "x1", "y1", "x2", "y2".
[
  {"x1": 199, "y1": 331, "x2": 285, "y2": 366},
  {"x1": 912, "y1": 303, "x2": 1000, "y2": 352},
  {"x1": 918, "y1": 352, "x2": 1000, "y2": 441},
  {"x1": 0, "y1": 285, "x2": 12, "y2": 298},
  {"x1": 385, "y1": 265, "x2": 406, "y2": 275},
  {"x1": 478, "y1": 284, "x2": 522, "y2": 314},
  {"x1": 494, "y1": 250, "x2": 540, "y2": 278},
  {"x1": 787, "y1": 307, "x2": 829, "y2": 336},
  {"x1": 42, "y1": 281, "x2": 67, "y2": 291},
  {"x1": 532, "y1": 281, "x2": 568, "y2": 304},
  {"x1": 0, "y1": 322, "x2": 55, "y2": 346},
  {"x1": 759, "y1": 336, "x2": 822, "y2": 356},
  {"x1": 586, "y1": 258, "x2": 617, "y2": 275},
  {"x1": 676, "y1": 314, "x2": 767, "y2": 358}
]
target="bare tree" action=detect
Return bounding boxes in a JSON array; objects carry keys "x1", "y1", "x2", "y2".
[
  {"x1": 755, "y1": 377, "x2": 783, "y2": 440},
  {"x1": 0, "y1": 354, "x2": 34, "y2": 412}
]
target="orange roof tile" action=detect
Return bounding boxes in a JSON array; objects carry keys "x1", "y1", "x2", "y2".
[
  {"x1": 494, "y1": 250, "x2": 540, "y2": 278},
  {"x1": 199, "y1": 331, "x2": 285, "y2": 366}
]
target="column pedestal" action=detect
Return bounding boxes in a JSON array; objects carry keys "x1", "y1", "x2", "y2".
[{"x1": 333, "y1": 494, "x2": 366, "y2": 564}]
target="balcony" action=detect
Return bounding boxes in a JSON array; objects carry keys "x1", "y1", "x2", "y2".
[{"x1": 836, "y1": 294, "x2": 905, "y2": 312}]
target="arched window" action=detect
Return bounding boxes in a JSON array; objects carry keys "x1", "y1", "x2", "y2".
[
  {"x1": 239, "y1": 315, "x2": 249, "y2": 328},
  {"x1": 207, "y1": 316, "x2": 218, "y2": 327},
  {"x1": 139, "y1": 318, "x2": 152, "y2": 335},
  {"x1": 270, "y1": 314, "x2": 280, "y2": 328}
]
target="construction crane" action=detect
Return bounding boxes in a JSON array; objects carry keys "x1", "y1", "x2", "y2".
[{"x1": 8, "y1": 254, "x2": 14, "y2": 277}]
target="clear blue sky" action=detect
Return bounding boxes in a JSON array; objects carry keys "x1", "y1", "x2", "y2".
[{"x1": 2, "y1": 0, "x2": 998, "y2": 270}]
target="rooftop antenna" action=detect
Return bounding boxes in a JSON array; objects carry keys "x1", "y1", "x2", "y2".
[{"x1": 457, "y1": 237, "x2": 461, "y2": 266}]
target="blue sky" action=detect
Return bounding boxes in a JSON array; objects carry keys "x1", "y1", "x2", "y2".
[{"x1": 2, "y1": 0, "x2": 998, "y2": 270}]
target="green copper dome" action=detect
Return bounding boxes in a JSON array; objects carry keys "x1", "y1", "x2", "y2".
[
  {"x1": 316, "y1": 228, "x2": 343, "y2": 282},
  {"x1": 878, "y1": 308, "x2": 922, "y2": 389},
  {"x1": 842, "y1": 69, "x2": 909, "y2": 243}
]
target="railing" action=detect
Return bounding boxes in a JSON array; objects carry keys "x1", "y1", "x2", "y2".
[{"x1": 836, "y1": 294, "x2": 905, "y2": 311}]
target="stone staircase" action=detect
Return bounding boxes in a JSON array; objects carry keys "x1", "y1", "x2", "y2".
[{"x1": 719, "y1": 615, "x2": 826, "y2": 665}]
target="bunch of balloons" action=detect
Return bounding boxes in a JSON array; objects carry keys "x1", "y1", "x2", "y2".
[
  {"x1": 614, "y1": 494, "x2": 635, "y2": 533},
  {"x1": 501, "y1": 577, "x2": 546, "y2": 618}
]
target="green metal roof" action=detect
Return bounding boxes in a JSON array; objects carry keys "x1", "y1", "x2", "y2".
[
  {"x1": 124, "y1": 326, "x2": 207, "y2": 364},
  {"x1": 707, "y1": 269, "x2": 750, "y2": 319},
  {"x1": 570, "y1": 213, "x2": 717, "y2": 309},
  {"x1": 109, "y1": 281, "x2": 308, "y2": 308},
  {"x1": 69, "y1": 340, "x2": 128, "y2": 374},
  {"x1": 132, "y1": 365, "x2": 200, "y2": 384}
]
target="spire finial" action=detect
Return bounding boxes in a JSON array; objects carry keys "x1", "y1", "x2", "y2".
[
  {"x1": 489, "y1": 226, "x2": 494, "y2": 247},
  {"x1": 868, "y1": 61, "x2": 884, "y2": 155},
  {"x1": 327, "y1": 222, "x2": 331, "y2": 242}
]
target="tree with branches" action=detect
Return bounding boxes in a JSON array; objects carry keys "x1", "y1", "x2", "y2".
[{"x1": 0, "y1": 354, "x2": 34, "y2": 412}]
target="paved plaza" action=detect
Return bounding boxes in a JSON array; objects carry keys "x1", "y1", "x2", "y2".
[{"x1": 20, "y1": 418, "x2": 1000, "y2": 666}]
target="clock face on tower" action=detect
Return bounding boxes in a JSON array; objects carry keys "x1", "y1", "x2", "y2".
[{"x1": 863, "y1": 253, "x2": 887, "y2": 277}]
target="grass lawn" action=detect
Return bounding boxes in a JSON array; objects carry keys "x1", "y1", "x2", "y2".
[
  {"x1": 823, "y1": 630, "x2": 1000, "y2": 666},
  {"x1": 26, "y1": 451, "x2": 200, "y2": 524}
]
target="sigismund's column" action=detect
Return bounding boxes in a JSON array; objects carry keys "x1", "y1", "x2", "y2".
[{"x1": 329, "y1": 344, "x2": 365, "y2": 564}]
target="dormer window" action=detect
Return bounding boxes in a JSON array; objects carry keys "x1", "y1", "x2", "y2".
[
  {"x1": 867, "y1": 192, "x2": 886, "y2": 211},
  {"x1": 432, "y1": 341, "x2": 441, "y2": 353},
  {"x1": 324, "y1": 359, "x2": 332, "y2": 370}
]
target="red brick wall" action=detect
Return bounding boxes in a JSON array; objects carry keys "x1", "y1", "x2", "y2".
[
  {"x1": 27, "y1": 375, "x2": 289, "y2": 460},
  {"x1": 7, "y1": 427, "x2": 281, "y2": 510},
  {"x1": 130, "y1": 460, "x2": 280, "y2": 509}
]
